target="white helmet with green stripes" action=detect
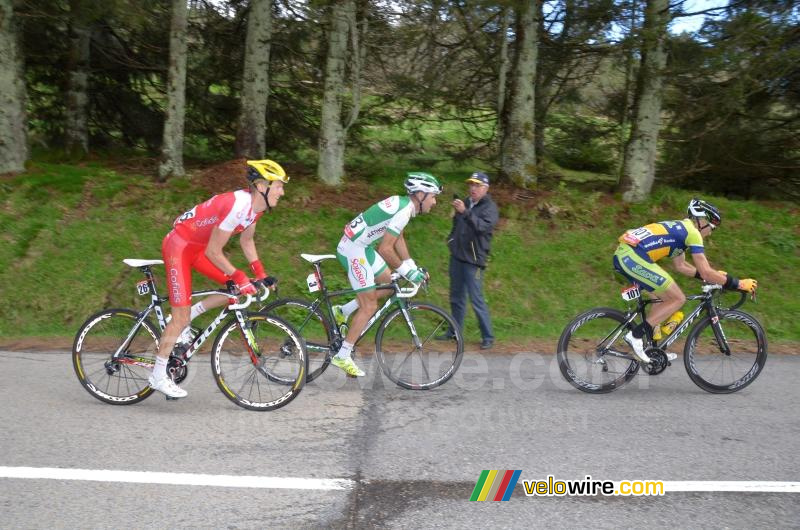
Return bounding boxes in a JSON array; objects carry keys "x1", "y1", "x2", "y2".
[{"x1": 404, "y1": 172, "x2": 443, "y2": 195}]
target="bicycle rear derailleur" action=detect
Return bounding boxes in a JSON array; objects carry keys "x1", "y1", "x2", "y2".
[{"x1": 641, "y1": 347, "x2": 669, "y2": 375}]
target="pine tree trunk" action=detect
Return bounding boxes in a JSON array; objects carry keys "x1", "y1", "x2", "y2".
[
  {"x1": 496, "y1": 8, "x2": 511, "y2": 130},
  {"x1": 158, "y1": 0, "x2": 188, "y2": 181},
  {"x1": 619, "y1": 0, "x2": 670, "y2": 202},
  {"x1": 0, "y1": 0, "x2": 28, "y2": 174},
  {"x1": 500, "y1": 0, "x2": 539, "y2": 188},
  {"x1": 65, "y1": 0, "x2": 91, "y2": 156},
  {"x1": 235, "y1": 0, "x2": 272, "y2": 159},
  {"x1": 533, "y1": 0, "x2": 547, "y2": 164},
  {"x1": 617, "y1": 0, "x2": 639, "y2": 181},
  {"x1": 317, "y1": 0, "x2": 354, "y2": 186}
]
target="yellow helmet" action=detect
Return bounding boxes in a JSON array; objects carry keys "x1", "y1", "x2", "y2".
[{"x1": 246, "y1": 159, "x2": 289, "y2": 183}]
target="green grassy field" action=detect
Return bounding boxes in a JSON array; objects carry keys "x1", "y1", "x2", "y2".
[{"x1": 1, "y1": 158, "x2": 797, "y2": 345}]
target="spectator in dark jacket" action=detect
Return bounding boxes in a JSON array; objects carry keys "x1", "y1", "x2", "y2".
[{"x1": 438, "y1": 171, "x2": 499, "y2": 349}]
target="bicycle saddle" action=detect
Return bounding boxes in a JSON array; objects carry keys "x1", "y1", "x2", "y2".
[
  {"x1": 123, "y1": 259, "x2": 165, "y2": 267},
  {"x1": 301, "y1": 253, "x2": 337, "y2": 263}
]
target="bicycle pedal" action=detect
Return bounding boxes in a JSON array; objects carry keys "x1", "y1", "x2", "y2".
[{"x1": 165, "y1": 395, "x2": 180, "y2": 401}]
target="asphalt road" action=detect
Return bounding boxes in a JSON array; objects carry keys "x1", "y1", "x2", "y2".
[{"x1": 1, "y1": 350, "x2": 798, "y2": 529}]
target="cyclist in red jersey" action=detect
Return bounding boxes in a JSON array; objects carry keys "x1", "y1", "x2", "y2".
[{"x1": 149, "y1": 159, "x2": 289, "y2": 398}]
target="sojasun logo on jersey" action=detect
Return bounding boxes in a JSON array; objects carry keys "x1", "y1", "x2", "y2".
[{"x1": 351, "y1": 258, "x2": 368, "y2": 287}]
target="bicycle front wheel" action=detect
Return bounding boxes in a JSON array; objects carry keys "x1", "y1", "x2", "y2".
[
  {"x1": 211, "y1": 312, "x2": 307, "y2": 410},
  {"x1": 375, "y1": 302, "x2": 463, "y2": 390},
  {"x1": 684, "y1": 309, "x2": 767, "y2": 393},
  {"x1": 262, "y1": 298, "x2": 333, "y2": 382},
  {"x1": 557, "y1": 307, "x2": 639, "y2": 393},
  {"x1": 72, "y1": 308, "x2": 159, "y2": 405}
]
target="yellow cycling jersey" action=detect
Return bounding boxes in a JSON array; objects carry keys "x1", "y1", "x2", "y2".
[{"x1": 618, "y1": 219, "x2": 704, "y2": 263}]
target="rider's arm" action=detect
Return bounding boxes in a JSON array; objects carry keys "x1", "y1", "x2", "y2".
[
  {"x1": 205, "y1": 227, "x2": 238, "y2": 276},
  {"x1": 377, "y1": 231, "x2": 404, "y2": 270},
  {"x1": 393, "y1": 232, "x2": 412, "y2": 261},
  {"x1": 689, "y1": 253, "x2": 728, "y2": 285},
  {"x1": 672, "y1": 253, "x2": 696, "y2": 276},
  {"x1": 239, "y1": 223, "x2": 258, "y2": 263}
]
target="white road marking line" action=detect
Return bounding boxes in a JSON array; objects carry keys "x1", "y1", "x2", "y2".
[
  {"x1": 1, "y1": 467, "x2": 798, "y2": 494},
  {"x1": 0, "y1": 466, "x2": 354, "y2": 491},
  {"x1": 661, "y1": 481, "x2": 800, "y2": 493}
]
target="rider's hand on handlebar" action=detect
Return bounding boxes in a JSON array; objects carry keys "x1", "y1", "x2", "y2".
[
  {"x1": 230, "y1": 269, "x2": 257, "y2": 296},
  {"x1": 738, "y1": 278, "x2": 757, "y2": 294},
  {"x1": 405, "y1": 268, "x2": 426, "y2": 284},
  {"x1": 397, "y1": 260, "x2": 426, "y2": 284},
  {"x1": 255, "y1": 276, "x2": 278, "y2": 290}
]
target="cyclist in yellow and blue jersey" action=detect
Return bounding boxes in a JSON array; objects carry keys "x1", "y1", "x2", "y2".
[{"x1": 613, "y1": 198, "x2": 757, "y2": 363}]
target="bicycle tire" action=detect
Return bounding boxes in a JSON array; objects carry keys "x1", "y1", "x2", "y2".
[
  {"x1": 72, "y1": 308, "x2": 159, "y2": 405},
  {"x1": 211, "y1": 312, "x2": 307, "y2": 410},
  {"x1": 683, "y1": 309, "x2": 767, "y2": 394},
  {"x1": 262, "y1": 298, "x2": 334, "y2": 382},
  {"x1": 374, "y1": 302, "x2": 464, "y2": 390},
  {"x1": 557, "y1": 307, "x2": 639, "y2": 393}
]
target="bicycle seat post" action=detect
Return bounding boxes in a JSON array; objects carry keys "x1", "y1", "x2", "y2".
[
  {"x1": 313, "y1": 262, "x2": 327, "y2": 295},
  {"x1": 138, "y1": 265, "x2": 160, "y2": 297}
]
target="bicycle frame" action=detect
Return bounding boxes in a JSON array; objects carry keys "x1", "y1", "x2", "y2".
[
  {"x1": 299, "y1": 260, "x2": 423, "y2": 355},
  {"x1": 113, "y1": 265, "x2": 268, "y2": 363},
  {"x1": 602, "y1": 284, "x2": 729, "y2": 360}
]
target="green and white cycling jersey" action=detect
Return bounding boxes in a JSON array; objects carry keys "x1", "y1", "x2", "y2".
[{"x1": 342, "y1": 195, "x2": 416, "y2": 247}]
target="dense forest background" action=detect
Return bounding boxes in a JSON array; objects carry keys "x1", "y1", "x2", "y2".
[{"x1": 2, "y1": 0, "x2": 798, "y2": 200}]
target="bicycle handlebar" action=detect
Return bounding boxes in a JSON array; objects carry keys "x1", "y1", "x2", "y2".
[
  {"x1": 227, "y1": 283, "x2": 271, "y2": 310},
  {"x1": 389, "y1": 272, "x2": 426, "y2": 298},
  {"x1": 691, "y1": 282, "x2": 751, "y2": 309}
]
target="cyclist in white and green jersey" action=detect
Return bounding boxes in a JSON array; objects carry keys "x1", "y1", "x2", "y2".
[{"x1": 331, "y1": 172, "x2": 443, "y2": 376}]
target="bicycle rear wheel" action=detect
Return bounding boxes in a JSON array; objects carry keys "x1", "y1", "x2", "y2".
[
  {"x1": 211, "y1": 312, "x2": 307, "y2": 410},
  {"x1": 557, "y1": 307, "x2": 639, "y2": 393},
  {"x1": 72, "y1": 308, "x2": 158, "y2": 405},
  {"x1": 375, "y1": 302, "x2": 463, "y2": 390},
  {"x1": 262, "y1": 298, "x2": 333, "y2": 382},
  {"x1": 684, "y1": 310, "x2": 767, "y2": 393}
]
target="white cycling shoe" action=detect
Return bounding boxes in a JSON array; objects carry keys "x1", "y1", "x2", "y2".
[
  {"x1": 623, "y1": 331, "x2": 651, "y2": 363},
  {"x1": 149, "y1": 375, "x2": 187, "y2": 398},
  {"x1": 665, "y1": 352, "x2": 678, "y2": 362}
]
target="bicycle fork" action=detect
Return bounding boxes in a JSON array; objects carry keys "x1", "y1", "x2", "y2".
[
  {"x1": 235, "y1": 310, "x2": 262, "y2": 365},
  {"x1": 706, "y1": 304, "x2": 732, "y2": 356},
  {"x1": 398, "y1": 301, "x2": 424, "y2": 349}
]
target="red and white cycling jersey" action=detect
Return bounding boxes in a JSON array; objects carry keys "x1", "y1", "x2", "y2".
[
  {"x1": 172, "y1": 189, "x2": 263, "y2": 244},
  {"x1": 162, "y1": 190, "x2": 263, "y2": 306}
]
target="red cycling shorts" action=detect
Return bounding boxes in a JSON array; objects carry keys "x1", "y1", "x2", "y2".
[{"x1": 161, "y1": 230, "x2": 229, "y2": 307}]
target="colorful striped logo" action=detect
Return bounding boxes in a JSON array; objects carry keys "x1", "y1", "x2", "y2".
[{"x1": 470, "y1": 470, "x2": 522, "y2": 501}]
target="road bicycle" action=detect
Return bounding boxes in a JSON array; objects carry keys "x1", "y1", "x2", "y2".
[
  {"x1": 72, "y1": 259, "x2": 307, "y2": 410},
  {"x1": 557, "y1": 281, "x2": 767, "y2": 394},
  {"x1": 262, "y1": 253, "x2": 464, "y2": 390}
]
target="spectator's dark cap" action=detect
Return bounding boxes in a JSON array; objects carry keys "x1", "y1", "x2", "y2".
[{"x1": 466, "y1": 172, "x2": 490, "y2": 186}]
